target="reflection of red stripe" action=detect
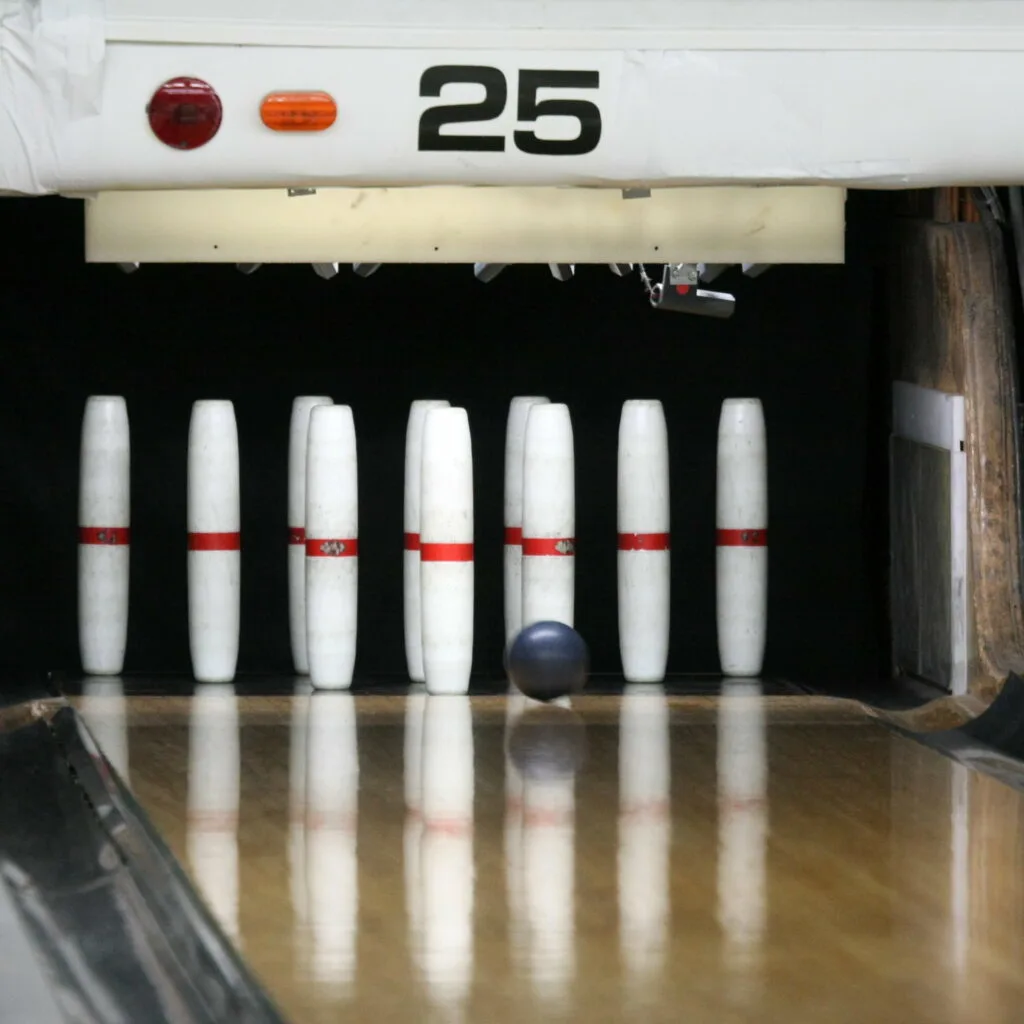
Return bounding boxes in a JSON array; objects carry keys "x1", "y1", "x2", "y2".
[
  {"x1": 186, "y1": 810, "x2": 239, "y2": 829},
  {"x1": 423, "y1": 818, "x2": 473, "y2": 836},
  {"x1": 523, "y1": 809, "x2": 572, "y2": 827},
  {"x1": 420, "y1": 542, "x2": 473, "y2": 562},
  {"x1": 719, "y1": 796, "x2": 768, "y2": 812},
  {"x1": 288, "y1": 526, "x2": 304, "y2": 545},
  {"x1": 306, "y1": 812, "x2": 358, "y2": 831},
  {"x1": 188, "y1": 532, "x2": 240, "y2": 551},
  {"x1": 504, "y1": 526, "x2": 522, "y2": 546},
  {"x1": 79, "y1": 526, "x2": 130, "y2": 545},
  {"x1": 618, "y1": 532, "x2": 670, "y2": 552},
  {"x1": 619, "y1": 799, "x2": 671, "y2": 822},
  {"x1": 306, "y1": 538, "x2": 358, "y2": 557},
  {"x1": 522, "y1": 536, "x2": 575, "y2": 556},
  {"x1": 404, "y1": 532, "x2": 420, "y2": 552},
  {"x1": 716, "y1": 528, "x2": 767, "y2": 547}
]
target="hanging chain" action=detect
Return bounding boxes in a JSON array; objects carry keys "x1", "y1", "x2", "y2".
[{"x1": 637, "y1": 263, "x2": 658, "y2": 300}]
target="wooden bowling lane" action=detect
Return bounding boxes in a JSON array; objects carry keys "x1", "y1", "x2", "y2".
[{"x1": 76, "y1": 684, "x2": 1024, "y2": 1023}]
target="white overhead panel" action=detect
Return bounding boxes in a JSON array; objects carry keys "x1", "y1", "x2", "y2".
[
  {"x1": 84, "y1": 185, "x2": 845, "y2": 265},
  {"x1": 7, "y1": 2, "x2": 1024, "y2": 194}
]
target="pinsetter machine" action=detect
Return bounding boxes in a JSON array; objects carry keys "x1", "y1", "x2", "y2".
[{"x1": 3, "y1": 0, "x2": 1022, "y2": 317}]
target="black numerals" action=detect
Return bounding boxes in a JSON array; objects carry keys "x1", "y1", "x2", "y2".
[
  {"x1": 417, "y1": 66, "x2": 601, "y2": 155},
  {"x1": 418, "y1": 65, "x2": 507, "y2": 151},
  {"x1": 514, "y1": 70, "x2": 601, "y2": 156}
]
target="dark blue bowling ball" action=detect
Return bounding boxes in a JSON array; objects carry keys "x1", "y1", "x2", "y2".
[{"x1": 506, "y1": 621, "x2": 588, "y2": 702}]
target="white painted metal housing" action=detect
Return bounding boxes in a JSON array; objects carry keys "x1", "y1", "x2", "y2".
[
  {"x1": 891, "y1": 382, "x2": 969, "y2": 696},
  {"x1": 6, "y1": 2, "x2": 1024, "y2": 196}
]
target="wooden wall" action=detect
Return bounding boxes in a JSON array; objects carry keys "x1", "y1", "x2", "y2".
[{"x1": 889, "y1": 190, "x2": 1024, "y2": 697}]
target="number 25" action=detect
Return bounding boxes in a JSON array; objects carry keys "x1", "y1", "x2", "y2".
[{"x1": 418, "y1": 66, "x2": 602, "y2": 156}]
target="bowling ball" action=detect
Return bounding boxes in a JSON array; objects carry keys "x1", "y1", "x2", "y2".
[
  {"x1": 506, "y1": 621, "x2": 588, "y2": 702},
  {"x1": 506, "y1": 705, "x2": 586, "y2": 781}
]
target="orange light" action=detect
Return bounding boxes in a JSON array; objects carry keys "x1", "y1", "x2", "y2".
[{"x1": 260, "y1": 92, "x2": 337, "y2": 132}]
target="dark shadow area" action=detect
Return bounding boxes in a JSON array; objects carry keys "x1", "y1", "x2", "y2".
[{"x1": 0, "y1": 192, "x2": 889, "y2": 691}]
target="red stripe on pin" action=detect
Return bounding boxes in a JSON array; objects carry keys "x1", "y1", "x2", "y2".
[
  {"x1": 420, "y1": 542, "x2": 474, "y2": 562},
  {"x1": 188, "y1": 532, "x2": 241, "y2": 551},
  {"x1": 288, "y1": 527, "x2": 305, "y2": 545},
  {"x1": 404, "y1": 532, "x2": 420, "y2": 552},
  {"x1": 716, "y1": 528, "x2": 768, "y2": 547},
  {"x1": 504, "y1": 526, "x2": 522, "y2": 546},
  {"x1": 79, "y1": 526, "x2": 131, "y2": 546},
  {"x1": 522, "y1": 537, "x2": 575, "y2": 556},
  {"x1": 305, "y1": 537, "x2": 359, "y2": 557},
  {"x1": 618, "y1": 532, "x2": 670, "y2": 552}
]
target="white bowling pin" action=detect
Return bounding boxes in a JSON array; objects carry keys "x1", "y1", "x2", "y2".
[
  {"x1": 618, "y1": 685, "x2": 671, "y2": 984},
  {"x1": 420, "y1": 408, "x2": 474, "y2": 695},
  {"x1": 504, "y1": 397, "x2": 550, "y2": 644},
  {"x1": 305, "y1": 405, "x2": 358, "y2": 690},
  {"x1": 717, "y1": 679, "x2": 768, "y2": 988},
  {"x1": 420, "y1": 696, "x2": 474, "y2": 1010},
  {"x1": 78, "y1": 395, "x2": 130, "y2": 675},
  {"x1": 187, "y1": 683, "x2": 240, "y2": 941},
  {"x1": 404, "y1": 684, "x2": 428, "y2": 970},
  {"x1": 288, "y1": 396, "x2": 333, "y2": 675},
  {"x1": 80, "y1": 677, "x2": 130, "y2": 785},
  {"x1": 716, "y1": 399, "x2": 768, "y2": 677},
  {"x1": 187, "y1": 401, "x2": 240, "y2": 683},
  {"x1": 404, "y1": 400, "x2": 450, "y2": 681},
  {"x1": 305, "y1": 692, "x2": 359, "y2": 989},
  {"x1": 617, "y1": 401, "x2": 670, "y2": 682},
  {"x1": 522, "y1": 404, "x2": 575, "y2": 628},
  {"x1": 289, "y1": 679, "x2": 312, "y2": 933}
]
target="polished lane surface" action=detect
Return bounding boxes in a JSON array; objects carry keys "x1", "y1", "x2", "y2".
[{"x1": 76, "y1": 683, "x2": 1024, "y2": 1024}]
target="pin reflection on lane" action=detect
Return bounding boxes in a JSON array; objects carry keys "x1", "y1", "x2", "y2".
[
  {"x1": 80, "y1": 677, "x2": 130, "y2": 786},
  {"x1": 504, "y1": 685, "x2": 529, "y2": 974},
  {"x1": 418, "y1": 695, "x2": 475, "y2": 1013},
  {"x1": 289, "y1": 680, "x2": 312, "y2": 941},
  {"x1": 507, "y1": 701, "x2": 584, "y2": 1008},
  {"x1": 618, "y1": 685, "x2": 670, "y2": 988},
  {"x1": 404, "y1": 683, "x2": 428, "y2": 976},
  {"x1": 717, "y1": 678, "x2": 768, "y2": 1001},
  {"x1": 304, "y1": 691, "x2": 359, "y2": 993},
  {"x1": 187, "y1": 682, "x2": 240, "y2": 942}
]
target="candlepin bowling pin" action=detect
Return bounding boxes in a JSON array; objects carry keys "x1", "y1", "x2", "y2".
[
  {"x1": 78, "y1": 395, "x2": 130, "y2": 676},
  {"x1": 187, "y1": 400, "x2": 240, "y2": 683},
  {"x1": 305, "y1": 405, "x2": 359, "y2": 690},
  {"x1": 522, "y1": 404, "x2": 575, "y2": 629},
  {"x1": 404, "y1": 400, "x2": 450, "y2": 681},
  {"x1": 716, "y1": 398, "x2": 768, "y2": 677},
  {"x1": 617, "y1": 400, "x2": 670, "y2": 682},
  {"x1": 505, "y1": 397, "x2": 549, "y2": 643},
  {"x1": 288, "y1": 396, "x2": 333, "y2": 675},
  {"x1": 420, "y1": 407, "x2": 474, "y2": 695}
]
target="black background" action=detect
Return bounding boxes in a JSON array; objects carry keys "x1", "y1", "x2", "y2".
[{"x1": 0, "y1": 193, "x2": 889, "y2": 687}]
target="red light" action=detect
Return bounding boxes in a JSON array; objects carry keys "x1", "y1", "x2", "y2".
[{"x1": 147, "y1": 77, "x2": 223, "y2": 150}]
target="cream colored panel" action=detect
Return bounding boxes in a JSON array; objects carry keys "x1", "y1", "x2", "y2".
[{"x1": 84, "y1": 185, "x2": 845, "y2": 265}]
